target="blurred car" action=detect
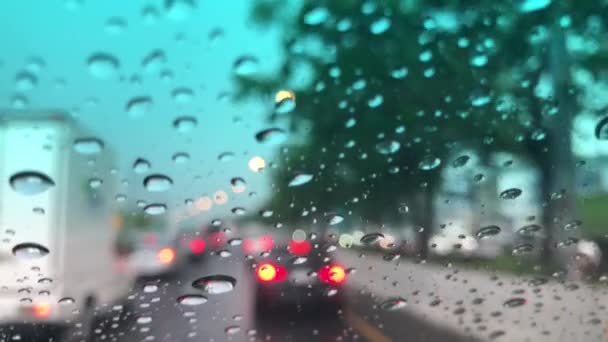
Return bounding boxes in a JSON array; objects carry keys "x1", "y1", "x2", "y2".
[
  {"x1": 0, "y1": 112, "x2": 135, "y2": 341},
  {"x1": 250, "y1": 238, "x2": 347, "y2": 315},
  {"x1": 126, "y1": 230, "x2": 187, "y2": 279}
]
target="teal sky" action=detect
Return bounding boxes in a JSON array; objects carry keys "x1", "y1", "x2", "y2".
[{"x1": 0, "y1": 0, "x2": 286, "y2": 223}]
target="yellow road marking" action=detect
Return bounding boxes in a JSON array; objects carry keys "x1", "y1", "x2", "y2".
[{"x1": 345, "y1": 309, "x2": 393, "y2": 342}]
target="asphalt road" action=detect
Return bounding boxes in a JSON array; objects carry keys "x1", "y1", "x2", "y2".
[
  {"x1": 83, "y1": 250, "x2": 477, "y2": 342},
  {"x1": 41, "y1": 248, "x2": 603, "y2": 342}
]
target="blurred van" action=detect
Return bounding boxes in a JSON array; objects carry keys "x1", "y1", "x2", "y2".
[{"x1": 0, "y1": 111, "x2": 134, "y2": 341}]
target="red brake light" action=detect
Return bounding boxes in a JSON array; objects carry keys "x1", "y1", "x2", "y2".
[
  {"x1": 242, "y1": 239, "x2": 256, "y2": 254},
  {"x1": 256, "y1": 262, "x2": 287, "y2": 283},
  {"x1": 32, "y1": 303, "x2": 51, "y2": 319},
  {"x1": 318, "y1": 264, "x2": 347, "y2": 285},
  {"x1": 288, "y1": 240, "x2": 311, "y2": 255},
  {"x1": 258, "y1": 235, "x2": 274, "y2": 252},
  {"x1": 189, "y1": 238, "x2": 206, "y2": 254},
  {"x1": 158, "y1": 247, "x2": 175, "y2": 264}
]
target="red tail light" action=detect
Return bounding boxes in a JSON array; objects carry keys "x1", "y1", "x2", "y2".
[
  {"x1": 32, "y1": 303, "x2": 51, "y2": 319},
  {"x1": 189, "y1": 238, "x2": 206, "y2": 254},
  {"x1": 318, "y1": 264, "x2": 347, "y2": 285},
  {"x1": 288, "y1": 240, "x2": 311, "y2": 255},
  {"x1": 242, "y1": 239, "x2": 256, "y2": 254},
  {"x1": 158, "y1": 247, "x2": 175, "y2": 264},
  {"x1": 256, "y1": 262, "x2": 287, "y2": 283},
  {"x1": 258, "y1": 235, "x2": 274, "y2": 252}
]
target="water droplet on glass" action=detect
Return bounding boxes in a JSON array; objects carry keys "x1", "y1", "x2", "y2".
[
  {"x1": 73, "y1": 137, "x2": 104, "y2": 155},
  {"x1": 380, "y1": 297, "x2": 407, "y2": 311},
  {"x1": 15, "y1": 72, "x2": 37, "y2": 91},
  {"x1": 418, "y1": 156, "x2": 441, "y2": 171},
  {"x1": 275, "y1": 92, "x2": 296, "y2": 114},
  {"x1": 231, "y1": 207, "x2": 246, "y2": 216},
  {"x1": 173, "y1": 116, "x2": 197, "y2": 133},
  {"x1": 133, "y1": 158, "x2": 151, "y2": 174},
  {"x1": 563, "y1": 220, "x2": 582, "y2": 231},
  {"x1": 370, "y1": 17, "x2": 391, "y2": 34},
  {"x1": 512, "y1": 243, "x2": 534, "y2": 256},
  {"x1": 172, "y1": 152, "x2": 190, "y2": 164},
  {"x1": 476, "y1": 225, "x2": 501, "y2": 239},
  {"x1": 225, "y1": 325, "x2": 241, "y2": 335},
  {"x1": 58, "y1": 297, "x2": 75, "y2": 305},
  {"x1": 518, "y1": 224, "x2": 542, "y2": 236},
  {"x1": 218, "y1": 152, "x2": 235, "y2": 162},
  {"x1": 164, "y1": 0, "x2": 196, "y2": 21},
  {"x1": 518, "y1": 0, "x2": 552, "y2": 13},
  {"x1": 126, "y1": 96, "x2": 153, "y2": 118},
  {"x1": 12, "y1": 243, "x2": 49, "y2": 260},
  {"x1": 10, "y1": 172, "x2": 55, "y2": 196},
  {"x1": 143, "y1": 284, "x2": 158, "y2": 293},
  {"x1": 452, "y1": 155, "x2": 470, "y2": 168},
  {"x1": 105, "y1": 17, "x2": 127, "y2": 34},
  {"x1": 503, "y1": 297, "x2": 526, "y2": 308},
  {"x1": 375, "y1": 140, "x2": 400, "y2": 154},
  {"x1": 500, "y1": 188, "x2": 522, "y2": 200},
  {"x1": 255, "y1": 128, "x2": 287, "y2": 145},
  {"x1": 142, "y1": 49, "x2": 166, "y2": 73},
  {"x1": 595, "y1": 117, "x2": 608, "y2": 140},
  {"x1": 137, "y1": 316, "x2": 152, "y2": 325},
  {"x1": 192, "y1": 275, "x2": 236, "y2": 294},
  {"x1": 87, "y1": 53, "x2": 119, "y2": 79},
  {"x1": 303, "y1": 7, "x2": 329, "y2": 25},
  {"x1": 88, "y1": 178, "x2": 103, "y2": 189},
  {"x1": 233, "y1": 56, "x2": 259, "y2": 76},
  {"x1": 144, "y1": 204, "x2": 167, "y2": 215},
  {"x1": 360, "y1": 232, "x2": 384, "y2": 245},
  {"x1": 143, "y1": 175, "x2": 173, "y2": 192},
  {"x1": 172, "y1": 87, "x2": 194, "y2": 104},
  {"x1": 177, "y1": 294, "x2": 207, "y2": 306},
  {"x1": 228, "y1": 238, "x2": 242, "y2": 246},
  {"x1": 230, "y1": 177, "x2": 247, "y2": 193},
  {"x1": 288, "y1": 173, "x2": 313, "y2": 187},
  {"x1": 325, "y1": 213, "x2": 344, "y2": 225}
]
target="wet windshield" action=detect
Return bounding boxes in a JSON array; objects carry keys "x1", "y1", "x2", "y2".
[{"x1": 0, "y1": 1, "x2": 607, "y2": 341}]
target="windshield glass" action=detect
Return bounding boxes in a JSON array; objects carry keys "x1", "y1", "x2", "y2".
[{"x1": 0, "y1": 1, "x2": 607, "y2": 341}]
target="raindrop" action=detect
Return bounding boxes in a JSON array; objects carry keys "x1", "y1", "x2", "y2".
[
  {"x1": 360, "y1": 232, "x2": 384, "y2": 245},
  {"x1": 192, "y1": 275, "x2": 236, "y2": 294},
  {"x1": 503, "y1": 297, "x2": 526, "y2": 308},
  {"x1": 288, "y1": 173, "x2": 313, "y2": 187},
  {"x1": 563, "y1": 220, "x2": 581, "y2": 231},
  {"x1": 380, "y1": 297, "x2": 407, "y2": 311},
  {"x1": 12, "y1": 243, "x2": 49, "y2": 260},
  {"x1": 231, "y1": 207, "x2": 246, "y2": 216},
  {"x1": 73, "y1": 137, "x2": 104, "y2": 155},
  {"x1": 518, "y1": 0, "x2": 552, "y2": 13},
  {"x1": 259, "y1": 209, "x2": 273, "y2": 217},
  {"x1": 275, "y1": 96, "x2": 296, "y2": 114},
  {"x1": 10, "y1": 171, "x2": 55, "y2": 196},
  {"x1": 595, "y1": 117, "x2": 608, "y2": 140},
  {"x1": 375, "y1": 140, "x2": 400, "y2": 154},
  {"x1": 142, "y1": 49, "x2": 166, "y2": 73},
  {"x1": 370, "y1": 17, "x2": 391, "y2": 34},
  {"x1": 105, "y1": 17, "x2": 127, "y2": 34},
  {"x1": 452, "y1": 155, "x2": 470, "y2": 168},
  {"x1": 228, "y1": 238, "x2": 242, "y2": 246},
  {"x1": 476, "y1": 225, "x2": 501, "y2": 239},
  {"x1": 225, "y1": 326, "x2": 241, "y2": 335},
  {"x1": 325, "y1": 213, "x2": 344, "y2": 225},
  {"x1": 230, "y1": 177, "x2": 247, "y2": 193},
  {"x1": 172, "y1": 152, "x2": 190, "y2": 164},
  {"x1": 255, "y1": 128, "x2": 287, "y2": 145},
  {"x1": 133, "y1": 158, "x2": 151, "y2": 174},
  {"x1": 172, "y1": 87, "x2": 194, "y2": 104},
  {"x1": 499, "y1": 188, "x2": 522, "y2": 199},
  {"x1": 143, "y1": 175, "x2": 173, "y2": 192},
  {"x1": 303, "y1": 7, "x2": 329, "y2": 25},
  {"x1": 418, "y1": 156, "x2": 441, "y2": 171},
  {"x1": 87, "y1": 53, "x2": 119, "y2": 79},
  {"x1": 143, "y1": 284, "x2": 158, "y2": 293},
  {"x1": 218, "y1": 250, "x2": 232, "y2": 258},
  {"x1": 15, "y1": 72, "x2": 37, "y2": 91},
  {"x1": 88, "y1": 178, "x2": 103, "y2": 189},
  {"x1": 177, "y1": 294, "x2": 207, "y2": 306},
  {"x1": 233, "y1": 56, "x2": 259, "y2": 76},
  {"x1": 58, "y1": 297, "x2": 75, "y2": 305},
  {"x1": 512, "y1": 243, "x2": 534, "y2": 256},
  {"x1": 126, "y1": 96, "x2": 153, "y2": 118},
  {"x1": 517, "y1": 224, "x2": 542, "y2": 236},
  {"x1": 173, "y1": 116, "x2": 197, "y2": 133},
  {"x1": 144, "y1": 204, "x2": 167, "y2": 215},
  {"x1": 218, "y1": 152, "x2": 235, "y2": 162},
  {"x1": 165, "y1": 0, "x2": 196, "y2": 21},
  {"x1": 136, "y1": 316, "x2": 152, "y2": 325}
]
